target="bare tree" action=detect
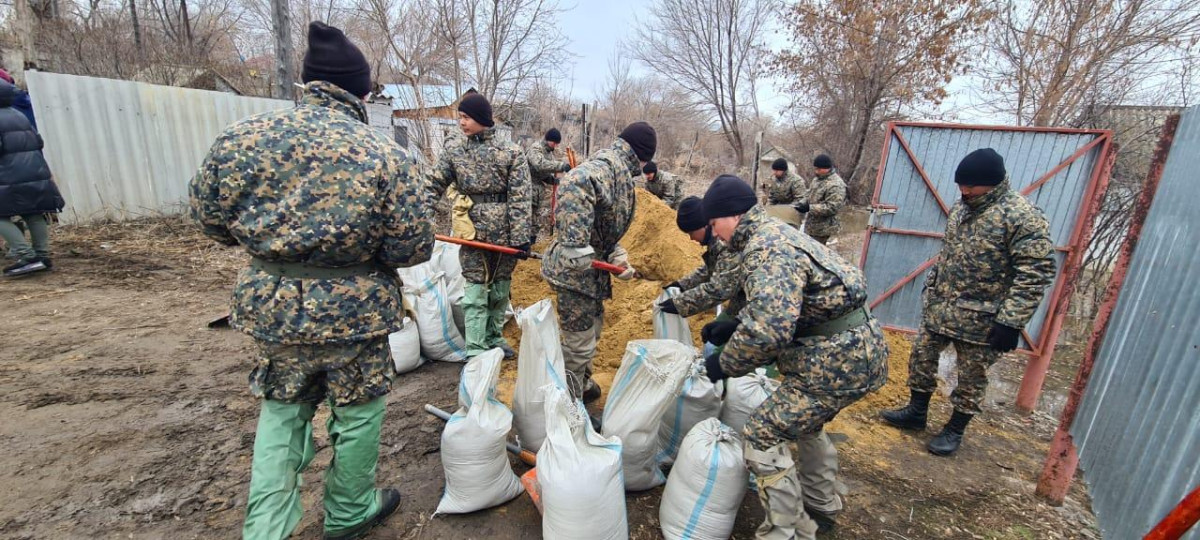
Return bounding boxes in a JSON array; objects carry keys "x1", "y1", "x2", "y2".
[
  {"x1": 269, "y1": 0, "x2": 294, "y2": 98},
  {"x1": 628, "y1": 0, "x2": 773, "y2": 167}
]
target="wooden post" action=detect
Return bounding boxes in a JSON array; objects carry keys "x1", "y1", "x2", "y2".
[{"x1": 270, "y1": 0, "x2": 296, "y2": 100}]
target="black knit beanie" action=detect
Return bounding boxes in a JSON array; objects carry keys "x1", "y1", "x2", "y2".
[
  {"x1": 458, "y1": 93, "x2": 494, "y2": 127},
  {"x1": 813, "y1": 154, "x2": 833, "y2": 169},
  {"x1": 643, "y1": 161, "x2": 658, "y2": 175},
  {"x1": 545, "y1": 128, "x2": 561, "y2": 143},
  {"x1": 771, "y1": 158, "x2": 788, "y2": 172},
  {"x1": 955, "y1": 148, "x2": 1006, "y2": 186},
  {"x1": 702, "y1": 174, "x2": 758, "y2": 220},
  {"x1": 676, "y1": 196, "x2": 707, "y2": 232},
  {"x1": 302, "y1": 22, "x2": 371, "y2": 98},
  {"x1": 618, "y1": 122, "x2": 657, "y2": 161}
]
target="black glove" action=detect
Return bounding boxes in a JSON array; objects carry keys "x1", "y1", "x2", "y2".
[
  {"x1": 794, "y1": 201, "x2": 811, "y2": 213},
  {"x1": 662, "y1": 281, "x2": 681, "y2": 290},
  {"x1": 704, "y1": 351, "x2": 727, "y2": 383},
  {"x1": 987, "y1": 323, "x2": 1021, "y2": 352},
  {"x1": 513, "y1": 242, "x2": 533, "y2": 259},
  {"x1": 701, "y1": 320, "x2": 740, "y2": 346},
  {"x1": 658, "y1": 299, "x2": 679, "y2": 315}
]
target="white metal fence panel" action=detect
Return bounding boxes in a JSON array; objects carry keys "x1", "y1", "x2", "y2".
[{"x1": 26, "y1": 71, "x2": 291, "y2": 223}]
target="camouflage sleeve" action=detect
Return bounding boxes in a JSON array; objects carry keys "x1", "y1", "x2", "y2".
[
  {"x1": 674, "y1": 263, "x2": 711, "y2": 292},
  {"x1": 527, "y1": 145, "x2": 568, "y2": 182},
  {"x1": 791, "y1": 178, "x2": 808, "y2": 205},
  {"x1": 669, "y1": 175, "x2": 683, "y2": 209},
  {"x1": 809, "y1": 182, "x2": 845, "y2": 218},
  {"x1": 674, "y1": 248, "x2": 743, "y2": 318},
  {"x1": 995, "y1": 212, "x2": 1056, "y2": 328},
  {"x1": 425, "y1": 149, "x2": 456, "y2": 201},
  {"x1": 187, "y1": 141, "x2": 238, "y2": 246},
  {"x1": 507, "y1": 149, "x2": 534, "y2": 246},
  {"x1": 553, "y1": 167, "x2": 596, "y2": 249},
  {"x1": 377, "y1": 153, "x2": 435, "y2": 268},
  {"x1": 719, "y1": 246, "x2": 806, "y2": 377}
]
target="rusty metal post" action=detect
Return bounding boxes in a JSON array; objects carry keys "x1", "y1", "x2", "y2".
[{"x1": 1035, "y1": 114, "x2": 1180, "y2": 504}]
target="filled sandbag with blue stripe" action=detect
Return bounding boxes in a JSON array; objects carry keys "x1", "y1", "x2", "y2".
[{"x1": 660, "y1": 418, "x2": 748, "y2": 540}]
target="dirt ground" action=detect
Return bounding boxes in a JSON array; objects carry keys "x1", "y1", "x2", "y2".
[{"x1": 0, "y1": 213, "x2": 1100, "y2": 540}]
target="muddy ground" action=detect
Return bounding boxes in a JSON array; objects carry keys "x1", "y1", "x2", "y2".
[{"x1": 0, "y1": 215, "x2": 1099, "y2": 539}]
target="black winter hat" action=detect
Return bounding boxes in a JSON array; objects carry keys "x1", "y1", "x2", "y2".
[
  {"x1": 618, "y1": 122, "x2": 657, "y2": 161},
  {"x1": 676, "y1": 196, "x2": 706, "y2": 232},
  {"x1": 302, "y1": 22, "x2": 371, "y2": 98},
  {"x1": 643, "y1": 161, "x2": 658, "y2": 175},
  {"x1": 702, "y1": 174, "x2": 758, "y2": 220},
  {"x1": 545, "y1": 128, "x2": 561, "y2": 143},
  {"x1": 955, "y1": 148, "x2": 1006, "y2": 186},
  {"x1": 457, "y1": 92, "x2": 494, "y2": 127},
  {"x1": 813, "y1": 154, "x2": 833, "y2": 169},
  {"x1": 771, "y1": 158, "x2": 788, "y2": 172}
]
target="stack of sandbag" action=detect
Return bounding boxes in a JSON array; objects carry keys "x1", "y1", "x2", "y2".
[
  {"x1": 538, "y1": 384, "x2": 628, "y2": 540},
  {"x1": 436, "y1": 350, "x2": 524, "y2": 514},
  {"x1": 657, "y1": 358, "x2": 724, "y2": 466},
  {"x1": 602, "y1": 339, "x2": 694, "y2": 491},
  {"x1": 387, "y1": 317, "x2": 423, "y2": 374},
  {"x1": 398, "y1": 267, "x2": 468, "y2": 363},
  {"x1": 512, "y1": 299, "x2": 568, "y2": 453},
  {"x1": 720, "y1": 368, "x2": 780, "y2": 434},
  {"x1": 660, "y1": 418, "x2": 748, "y2": 540},
  {"x1": 653, "y1": 287, "x2": 694, "y2": 348},
  {"x1": 430, "y1": 240, "x2": 465, "y2": 304}
]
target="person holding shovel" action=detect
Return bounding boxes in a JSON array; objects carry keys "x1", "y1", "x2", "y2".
[{"x1": 657, "y1": 196, "x2": 745, "y2": 319}]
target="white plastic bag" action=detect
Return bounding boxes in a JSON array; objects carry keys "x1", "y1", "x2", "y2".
[
  {"x1": 539, "y1": 385, "x2": 628, "y2": 540},
  {"x1": 653, "y1": 287, "x2": 694, "y2": 348},
  {"x1": 936, "y1": 349, "x2": 958, "y2": 398},
  {"x1": 401, "y1": 270, "x2": 469, "y2": 363},
  {"x1": 430, "y1": 241, "x2": 465, "y2": 304},
  {"x1": 657, "y1": 359, "x2": 724, "y2": 466},
  {"x1": 602, "y1": 339, "x2": 694, "y2": 491},
  {"x1": 720, "y1": 368, "x2": 780, "y2": 435},
  {"x1": 436, "y1": 350, "x2": 524, "y2": 514},
  {"x1": 660, "y1": 418, "x2": 748, "y2": 540},
  {"x1": 513, "y1": 299, "x2": 568, "y2": 453},
  {"x1": 387, "y1": 317, "x2": 423, "y2": 374}
]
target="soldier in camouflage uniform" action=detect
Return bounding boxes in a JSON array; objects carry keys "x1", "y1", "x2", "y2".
[
  {"x1": 642, "y1": 160, "x2": 684, "y2": 209},
  {"x1": 882, "y1": 148, "x2": 1055, "y2": 456},
  {"x1": 542, "y1": 122, "x2": 654, "y2": 402},
  {"x1": 797, "y1": 154, "x2": 846, "y2": 244},
  {"x1": 766, "y1": 158, "x2": 807, "y2": 206},
  {"x1": 657, "y1": 196, "x2": 744, "y2": 318},
  {"x1": 700, "y1": 175, "x2": 887, "y2": 539},
  {"x1": 526, "y1": 128, "x2": 571, "y2": 238},
  {"x1": 428, "y1": 92, "x2": 532, "y2": 359},
  {"x1": 189, "y1": 23, "x2": 430, "y2": 540}
]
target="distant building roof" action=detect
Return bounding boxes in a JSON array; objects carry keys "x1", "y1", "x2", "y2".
[{"x1": 381, "y1": 84, "x2": 473, "y2": 111}]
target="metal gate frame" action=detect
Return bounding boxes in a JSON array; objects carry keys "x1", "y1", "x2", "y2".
[{"x1": 860, "y1": 121, "x2": 1115, "y2": 411}]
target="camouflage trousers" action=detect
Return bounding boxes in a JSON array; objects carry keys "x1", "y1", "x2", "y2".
[
  {"x1": 554, "y1": 287, "x2": 605, "y2": 394},
  {"x1": 531, "y1": 182, "x2": 553, "y2": 237},
  {"x1": 251, "y1": 336, "x2": 393, "y2": 407},
  {"x1": 459, "y1": 246, "x2": 518, "y2": 284},
  {"x1": 906, "y1": 327, "x2": 1001, "y2": 415}
]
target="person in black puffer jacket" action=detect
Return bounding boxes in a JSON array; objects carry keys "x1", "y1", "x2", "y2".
[{"x1": 0, "y1": 80, "x2": 63, "y2": 277}]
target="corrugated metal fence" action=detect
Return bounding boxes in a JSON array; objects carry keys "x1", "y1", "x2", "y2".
[
  {"x1": 26, "y1": 71, "x2": 291, "y2": 223},
  {"x1": 1071, "y1": 107, "x2": 1200, "y2": 539}
]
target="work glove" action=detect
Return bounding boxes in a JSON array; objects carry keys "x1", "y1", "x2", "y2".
[
  {"x1": 702, "y1": 319, "x2": 740, "y2": 347},
  {"x1": 662, "y1": 281, "x2": 681, "y2": 291},
  {"x1": 616, "y1": 266, "x2": 638, "y2": 281},
  {"x1": 703, "y1": 351, "x2": 728, "y2": 383},
  {"x1": 560, "y1": 245, "x2": 596, "y2": 271},
  {"x1": 609, "y1": 245, "x2": 637, "y2": 280},
  {"x1": 658, "y1": 299, "x2": 679, "y2": 315},
  {"x1": 794, "y1": 201, "x2": 811, "y2": 213},
  {"x1": 987, "y1": 323, "x2": 1021, "y2": 352}
]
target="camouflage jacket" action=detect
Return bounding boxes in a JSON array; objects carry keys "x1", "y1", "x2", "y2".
[
  {"x1": 672, "y1": 238, "x2": 744, "y2": 318},
  {"x1": 542, "y1": 138, "x2": 640, "y2": 300},
  {"x1": 527, "y1": 140, "x2": 569, "y2": 187},
  {"x1": 766, "y1": 171, "x2": 807, "y2": 206},
  {"x1": 719, "y1": 205, "x2": 887, "y2": 397},
  {"x1": 805, "y1": 171, "x2": 847, "y2": 238},
  {"x1": 923, "y1": 180, "x2": 1056, "y2": 345},
  {"x1": 645, "y1": 170, "x2": 684, "y2": 209},
  {"x1": 189, "y1": 81, "x2": 434, "y2": 345},
  {"x1": 429, "y1": 128, "x2": 533, "y2": 246}
]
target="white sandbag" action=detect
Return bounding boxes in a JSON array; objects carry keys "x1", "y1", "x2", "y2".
[
  {"x1": 401, "y1": 271, "x2": 469, "y2": 363},
  {"x1": 653, "y1": 287, "x2": 694, "y2": 348},
  {"x1": 387, "y1": 317, "x2": 423, "y2": 374},
  {"x1": 660, "y1": 418, "x2": 748, "y2": 540},
  {"x1": 396, "y1": 262, "x2": 434, "y2": 310},
  {"x1": 602, "y1": 339, "x2": 694, "y2": 491},
  {"x1": 720, "y1": 368, "x2": 780, "y2": 435},
  {"x1": 657, "y1": 359, "x2": 724, "y2": 466},
  {"x1": 430, "y1": 241, "x2": 465, "y2": 304},
  {"x1": 538, "y1": 384, "x2": 628, "y2": 540},
  {"x1": 513, "y1": 299, "x2": 568, "y2": 453},
  {"x1": 436, "y1": 350, "x2": 524, "y2": 514}
]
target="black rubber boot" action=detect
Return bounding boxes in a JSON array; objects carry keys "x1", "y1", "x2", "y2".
[
  {"x1": 324, "y1": 488, "x2": 402, "y2": 540},
  {"x1": 582, "y1": 381, "x2": 602, "y2": 404},
  {"x1": 805, "y1": 505, "x2": 837, "y2": 534},
  {"x1": 880, "y1": 390, "x2": 931, "y2": 431},
  {"x1": 928, "y1": 411, "x2": 973, "y2": 456}
]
